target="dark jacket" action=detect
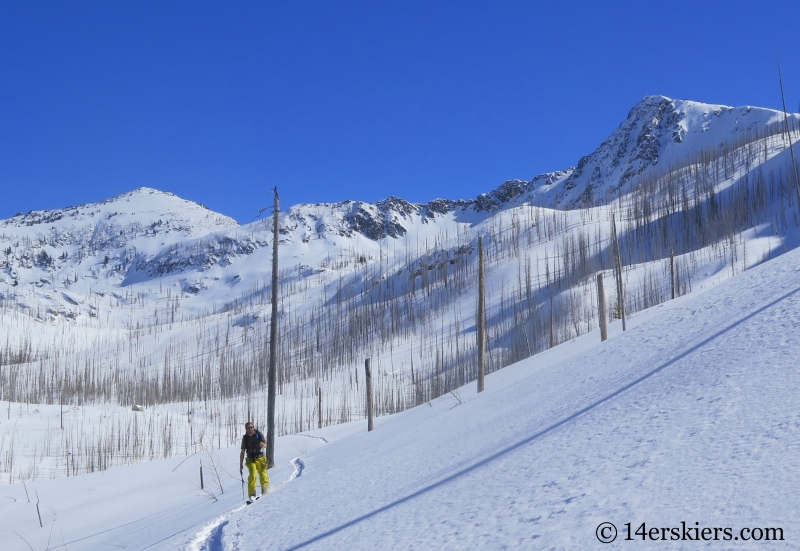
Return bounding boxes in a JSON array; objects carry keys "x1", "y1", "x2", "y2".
[{"x1": 241, "y1": 429, "x2": 266, "y2": 460}]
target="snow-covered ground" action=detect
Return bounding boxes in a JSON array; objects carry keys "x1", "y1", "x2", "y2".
[
  {"x1": 0, "y1": 419, "x2": 365, "y2": 551},
  {"x1": 216, "y1": 244, "x2": 800, "y2": 550},
  {"x1": 3, "y1": 226, "x2": 799, "y2": 549}
]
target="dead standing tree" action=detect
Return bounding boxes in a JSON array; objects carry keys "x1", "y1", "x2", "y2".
[
  {"x1": 670, "y1": 249, "x2": 675, "y2": 300},
  {"x1": 318, "y1": 385, "x2": 323, "y2": 430},
  {"x1": 477, "y1": 236, "x2": 486, "y2": 393},
  {"x1": 777, "y1": 55, "x2": 800, "y2": 211},
  {"x1": 596, "y1": 273, "x2": 608, "y2": 342},
  {"x1": 365, "y1": 358, "x2": 374, "y2": 431},
  {"x1": 267, "y1": 187, "x2": 279, "y2": 469},
  {"x1": 611, "y1": 215, "x2": 626, "y2": 331}
]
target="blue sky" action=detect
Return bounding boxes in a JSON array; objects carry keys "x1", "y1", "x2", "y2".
[{"x1": 1, "y1": 1, "x2": 799, "y2": 223}]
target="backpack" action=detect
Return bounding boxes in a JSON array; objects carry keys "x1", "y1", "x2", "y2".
[{"x1": 245, "y1": 429, "x2": 265, "y2": 459}]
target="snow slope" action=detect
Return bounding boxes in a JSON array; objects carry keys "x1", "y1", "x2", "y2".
[
  {"x1": 2, "y1": 215, "x2": 794, "y2": 549},
  {"x1": 206, "y1": 236, "x2": 800, "y2": 549}
]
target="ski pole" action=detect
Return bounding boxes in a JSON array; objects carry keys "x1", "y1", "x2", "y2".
[{"x1": 241, "y1": 472, "x2": 246, "y2": 503}]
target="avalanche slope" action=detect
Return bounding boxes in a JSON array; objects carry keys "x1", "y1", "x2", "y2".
[{"x1": 210, "y1": 240, "x2": 800, "y2": 550}]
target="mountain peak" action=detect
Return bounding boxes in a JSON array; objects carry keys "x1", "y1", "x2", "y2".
[
  {"x1": 523, "y1": 95, "x2": 794, "y2": 208},
  {"x1": 2, "y1": 187, "x2": 237, "y2": 234}
]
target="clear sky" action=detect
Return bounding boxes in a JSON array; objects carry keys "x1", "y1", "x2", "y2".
[{"x1": 1, "y1": 1, "x2": 799, "y2": 223}]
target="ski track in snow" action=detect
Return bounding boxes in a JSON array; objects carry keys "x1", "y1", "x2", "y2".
[
  {"x1": 188, "y1": 512, "x2": 239, "y2": 551},
  {"x1": 294, "y1": 434, "x2": 329, "y2": 444},
  {"x1": 289, "y1": 457, "x2": 306, "y2": 481},
  {"x1": 190, "y1": 453, "x2": 311, "y2": 550},
  {"x1": 47, "y1": 498, "x2": 228, "y2": 551}
]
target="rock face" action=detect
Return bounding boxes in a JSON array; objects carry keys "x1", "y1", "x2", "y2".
[{"x1": 557, "y1": 96, "x2": 680, "y2": 207}]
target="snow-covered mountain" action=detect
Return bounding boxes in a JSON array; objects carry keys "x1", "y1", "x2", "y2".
[
  {"x1": 0, "y1": 187, "x2": 236, "y2": 287},
  {"x1": 3, "y1": 96, "x2": 795, "y2": 305},
  {"x1": 3, "y1": 187, "x2": 236, "y2": 235},
  {"x1": 276, "y1": 96, "x2": 795, "y2": 243},
  {"x1": 405, "y1": 95, "x2": 793, "y2": 211},
  {"x1": 280, "y1": 95, "x2": 796, "y2": 232},
  {"x1": 539, "y1": 95, "x2": 794, "y2": 207}
]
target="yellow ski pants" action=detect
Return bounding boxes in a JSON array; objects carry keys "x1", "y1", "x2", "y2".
[{"x1": 245, "y1": 456, "x2": 269, "y2": 496}]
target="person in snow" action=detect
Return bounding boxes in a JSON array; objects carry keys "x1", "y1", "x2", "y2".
[{"x1": 240, "y1": 422, "x2": 269, "y2": 499}]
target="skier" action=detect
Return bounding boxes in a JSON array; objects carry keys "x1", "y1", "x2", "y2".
[{"x1": 239, "y1": 421, "x2": 269, "y2": 502}]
